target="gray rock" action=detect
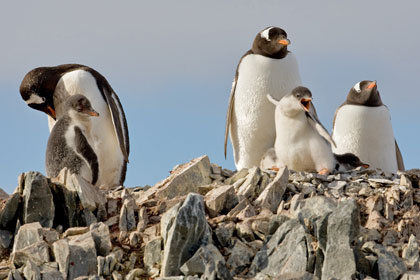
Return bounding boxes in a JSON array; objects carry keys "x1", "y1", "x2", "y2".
[
  {"x1": 160, "y1": 202, "x2": 182, "y2": 244},
  {"x1": 12, "y1": 222, "x2": 43, "y2": 253},
  {"x1": 268, "y1": 215, "x2": 290, "y2": 235},
  {"x1": 137, "y1": 207, "x2": 148, "y2": 232},
  {"x1": 155, "y1": 155, "x2": 212, "y2": 199},
  {"x1": 52, "y1": 239, "x2": 70, "y2": 279},
  {"x1": 161, "y1": 193, "x2": 211, "y2": 277},
  {"x1": 49, "y1": 179, "x2": 82, "y2": 228},
  {"x1": 125, "y1": 269, "x2": 145, "y2": 280},
  {"x1": 237, "y1": 167, "x2": 261, "y2": 200},
  {"x1": 363, "y1": 242, "x2": 407, "y2": 280},
  {"x1": 22, "y1": 260, "x2": 41, "y2": 280},
  {"x1": 68, "y1": 232, "x2": 97, "y2": 279},
  {"x1": 0, "y1": 230, "x2": 12, "y2": 251},
  {"x1": 8, "y1": 270, "x2": 23, "y2": 280},
  {"x1": 236, "y1": 221, "x2": 255, "y2": 242},
  {"x1": 129, "y1": 232, "x2": 141, "y2": 247},
  {"x1": 21, "y1": 172, "x2": 55, "y2": 228},
  {"x1": 204, "y1": 185, "x2": 238, "y2": 218},
  {"x1": 180, "y1": 243, "x2": 232, "y2": 280},
  {"x1": 322, "y1": 199, "x2": 360, "y2": 280},
  {"x1": 251, "y1": 219, "x2": 309, "y2": 277},
  {"x1": 403, "y1": 234, "x2": 420, "y2": 265},
  {"x1": 227, "y1": 240, "x2": 254, "y2": 275},
  {"x1": 68, "y1": 174, "x2": 106, "y2": 212},
  {"x1": 119, "y1": 199, "x2": 136, "y2": 232},
  {"x1": 111, "y1": 271, "x2": 122, "y2": 280},
  {"x1": 214, "y1": 222, "x2": 235, "y2": 247},
  {"x1": 144, "y1": 237, "x2": 162, "y2": 272},
  {"x1": 401, "y1": 272, "x2": 420, "y2": 280},
  {"x1": 225, "y1": 169, "x2": 249, "y2": 185},
  {"x1": 90, "y1": 222, "x2": 112, "y2": 256},
  {"x1": 0, "y1": 192, "x2": 20, "y2": 230},
  {"x1": 0, "y1": 188, "x2": 9, "y2": 200},
  {"x1": 12, "y1": 240, "x2": 50, "y2": 267},
  {"x1": 255, "y1": 167, "x2": 288, "y2": 213}
]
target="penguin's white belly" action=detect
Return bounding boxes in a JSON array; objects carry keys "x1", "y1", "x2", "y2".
[
  {"x1": 274, "y1": 114, "x2": 335, "y2": 172},
  {"x1": 332, "y1": 105, "x2": 397, "y2": 173},
  {"x1": 230, "y1": 53, "x2": 301, "y2": 170},
  {"x1": 50, "y1": 70, "x2": 125, "y2": 187}
]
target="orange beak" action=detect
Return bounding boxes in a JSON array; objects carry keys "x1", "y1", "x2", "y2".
[
  {"x1": 362, "y1": 164, "x2": 370, "y2": 168},
  {"x1": 300, "y1": 98, "x2": 312, "y2": 112},
  {"x1": 367, "y1": 81, "x2": 376, "y2": 89},
  {"x1": 278, "y1": 39, "x2": 290, "y2": 46},
  {"x1": 87, "y1": 111, "x2": 100, "y2": 117},
  {"x1": 46, "y1": 105, "x2": 56, "y2": 120}
]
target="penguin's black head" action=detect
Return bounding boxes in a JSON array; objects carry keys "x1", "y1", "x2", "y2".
[
  {"x1": 252, "y1": 27, "x2": 290, "y2": 59},
  {"x1": 66, "y1": 94, "x2": 99, "y2": 118},
  {"x1": 292, "y1": 86, "x2": 312, "y2": 112},
  {"x1": 19, "y1": 64, "x2": 86, "y2": 120},
  {"x1": 346, "y1": 80, "x2": 383, "y2": 106}
]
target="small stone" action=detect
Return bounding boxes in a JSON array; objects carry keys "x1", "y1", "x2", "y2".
[
  {"x1": 236, "y1": 221, "x2": 255, "y2": 242},
  {"x1": 236, "y1": 204, "x2": 256, "y2": 220},
  {"x1": 225, "y1": 169, "x2": 249, "y2": 185},
  {"x1": 204, "y1": 185, "x2": 238, "y2": 218},
  {"x1": 137, "y1": 207, "x2": 148, "y2": 232},
  {"x1": 119, "y1": 199, "x2": 136, "y2": 232},
  {"x1": 214, "y1": 222, "x2": 235, "y2": 247},
  {"x1": 0, "y1": 192, "x2": 20, "y2": 230},
  {"x1": 129, "y1": 232, "x2": 141, "y2": 247},
  {"x1": 403, "y1": 235, "x2": 420, "y2": 266},
  {"x1": 68, "y1": 173, "x2": 106, "y2": 212},
  {"x1": 254, "y1": 167, "x2": 288, "y2": 213},
  {"x1": 63, "y1": 227, "x2": 89, "y2": 237},
  {"x1": 52, "y1": 239, "x2": 69, "y2": 278},
  {"x1": 237, "y1": 167, "x2": 261, "y2": 200},
  {"x1": 90, "y1": 222, "x2": 112, "y2": 256},
  {"x1": 125, "y1": 268, "x2": 145, "y2": 280}
]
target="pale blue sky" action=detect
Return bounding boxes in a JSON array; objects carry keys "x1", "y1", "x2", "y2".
[{"x1": 0, "y1": 1, "x2": 419, "y2": 193}]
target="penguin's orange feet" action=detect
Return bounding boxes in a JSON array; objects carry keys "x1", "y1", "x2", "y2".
[
  {"x1": 270, "y1": 166, "x2": 280, "y2": 171},
  {"x1": 318, "y1": 168, "x2": 330, "y2": 175}
]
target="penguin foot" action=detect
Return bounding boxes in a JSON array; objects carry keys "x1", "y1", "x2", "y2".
[
  {"x1": 270, "y1": 166, "x2": 280, "y2": 171},
  {"x1": 318, "y1": 168, "x2": 330, "y2": 175}
]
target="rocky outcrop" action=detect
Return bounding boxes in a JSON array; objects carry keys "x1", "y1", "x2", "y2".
[{"x1": 0, "y1": 156, "x2": 419, "y2": 279}]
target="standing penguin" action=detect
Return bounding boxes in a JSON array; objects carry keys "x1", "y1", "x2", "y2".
[
  {"x1": 20, "y1": 64, "x2": 129, "y2": 188},
  {"x1": 332, "y1": 80, "x2": 404, "y2": 173},
  {"x1": 261, "y1": 87, "x2": 337, "y2": 174},
  {"x1": 224, "y1": 26, "x2": 302, "y2": 170},
  {"x1": 46, "y1": 95, "x2": 99, "y2": 185}
]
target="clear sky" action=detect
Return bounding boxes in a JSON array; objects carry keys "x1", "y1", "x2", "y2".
[{"x1": 0, "y1": 1, "x2": 419, "y2": 193}]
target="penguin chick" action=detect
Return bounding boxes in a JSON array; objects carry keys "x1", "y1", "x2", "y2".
[
  {"x1": 262, "y1": 86, "x2": 337, "y2": 174},
  {"x1": 332, "y1": 80, "x2": 404, "y2": 173},
  {"x1": 46, "y1": 94, "x2": 99, "y2": 185}
]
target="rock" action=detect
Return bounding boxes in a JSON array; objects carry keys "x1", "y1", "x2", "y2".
[
  {"x1": 160, "y1": 202, "x2": 182, "y2": 244},
  {"x1": 204, "y1": 185, "x2": 238, "y2": 218},
  {"x1": 255, "y1": 167, "x2": 288, "y2": 213},
  {"x1": 225, "y1": 169, "x2": 249, "y2": 185},
  {"x1": 226, "y1": 240, "x2": 254, "y2": 275},
  {"x1": 322, "y1": 199, "x2": 360, "y2": 280},
  {"x1": 12, "y1": 240, "x2": 50, "y2": 267},
  {"x1": 401, "y1": 272, "x2": 420, "y2": 280},
  {"x1": 403, "y1": 234, "x2": 420, "y2": 266},
  {"x1": 237, "y1": 167, "x2": 261, "y2": 200},
  {"x1": 236, "y1": 204, "x2": 257, "y2": 220},
  {"x1": 22, "y1": 260, "x2": 41, "y2": 280},
  {"x1": 214, "y1": 222, "x2": 235, "y2": 247},
  {"x1": 236, "y1": 221, "x2": 255, "y2": 242},
  {"x1": 251, "y1": 219, "x2": 309, "y2": 277},
  {"x1": 12, "y1": 222, "x2": 43, "y2": 253},
  {"x1": 180, "y1": 243, "x2": 232, "y2": 280},
  {"x1": 125, "y1": 269, "x2": 145, "y2": 280},
  {"x1": 137, "y1": 207, "x2": 148, "y2": 232},
  {"x1": 0, "y1": 192, "x2": 20, "y2": 230},
  {"x1": 8, "y1": 270, "x2": 23, "y2": 280},
  {"x1": 363, "y1": 241, "x2": 407, "y2": 280},
  {"x1": 0, "y1": 230, "x2": 12, "y2": 252},
  {"x1": 70, "y1": 174, "x2": 106, "y2": 212},
  {"x1": 52, "y1": 239, "x2": 70, "y2": 278},
  {"x1": 21, "y1": 172, "x2": 55, "y2": 228},
  {"x1": 161, "y1": 193, "x2": 211, "y2": 277},
  {"x1": 90, "y1": 222, "x2": 112, "y2": 256},
  {"x1": 119, "y1": 199, "x2": 136, "y2": 232},
  {"x1": 155, "y1": 155, "x2": 212, "y2": 200},
  {"x1": 68, "y1": 232, "x2": 97, "y2": 279},
  {"x1": 144, "y1": 237, "x2": 162, "y2": 273},
  {"x1": 63, "y1": 227, "x2": 89, "y2": 237}
]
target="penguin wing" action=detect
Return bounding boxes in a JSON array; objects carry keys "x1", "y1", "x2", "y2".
[
  {"x1": 305, "y1": 111, "x2": 336, "y2": 148},
  {"x1": 224, "y1": 50, "x2": 253, "y2": 159},
  {"x1": 74, "y1": 126, "x2": 99, "y2": 185},
  {"x1": 395, "y1": 140, "x2": 405, "y2": 171}
]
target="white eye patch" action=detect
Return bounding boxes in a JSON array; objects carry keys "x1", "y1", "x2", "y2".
[
  {"x1": 25, "y1": 93, "x2": 46, "y2": 105},
  {"x1": 353, "y1": 82, "x2": 361, "y2": 93},
  {"x1": 260, "y1": 27, "x2": 273, "y2": 41}
]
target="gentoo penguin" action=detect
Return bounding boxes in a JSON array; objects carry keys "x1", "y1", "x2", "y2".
[
  {"x1": 332, "y1": 80, "x2": 404, "y2": 173},
  {"x1": 20, "y1": 64, "x2": 129, "y2": 188},
  {"x1": 224, "y1": 26, "x2": 302, "y2": 170},
  {"x1": 261, "y1": 86, "x2": 367, "y2": 174},
  {"x1": 46, "y1": 95, "x2": 99, "y2": 185}
]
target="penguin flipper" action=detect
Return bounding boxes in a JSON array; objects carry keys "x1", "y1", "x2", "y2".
[
  {"x1": 305, "y1": 111, "x2": 336, "y2": 148},
  {"x1": 395, "y1": 140, "x2": 405, "y2": 171},
  {"x1": 102, "y1": 86, "x2": 130, "y2": 163},
  {"x1": 74, "y1": 126, "x2": 99, "y2": 185},
  {"x1": 224, "y1": 77, "x2": 237, "y2": 159}
]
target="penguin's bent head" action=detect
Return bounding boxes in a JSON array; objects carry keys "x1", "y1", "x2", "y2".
[
  {"x1": 347, "y1": 80, "x2": 383, "y2": 106},
  {"x1": 66, "y1": 94, "x2": 99, "y2": 120},
  {"x1": 252, "y1": 26, "x2": 290, "y2": 59}
]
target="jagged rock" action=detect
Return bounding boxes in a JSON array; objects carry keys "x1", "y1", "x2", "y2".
[
  {"x1": 21, "y1": 172, "x2": 55, "y2": 228},
  {"x1": 214, "y1": 222, "x2": 235, "y2": 247},
  {"x1": 236, "y1": 204, "x2": 256, "y2": 220},
  {"x1": 12, "y1": 222, "x2": 43, "y2": 252},
  {"x1": 161, "y1": 193, "x2": 211, "y2": 277},
  {"x1": 363, "y1": 241, "x2": 407, "y2": 280},
  {"x1": 259, "y1": 272, "x2": 318, "y2": 280},
  {"x1": 322, "y1": 199, "x2": 360, "y2": 280},
  {"x1": 12, "y1": 240, "x2": 50, "y2": 267},
  {"x1": 250, "y1": 219, "x2": 309, "y2": 277},
  {"x1": 63, "y1": 227, "x2": 89, "y2": 237},
  {"x1": 225, "y1": 169, "x2": 249, "y2": 185},
  {"x1": 68, "y1": 232, "x2": 97, "y2": 279},
  {"x1": 204, "y1": 185, "x2": 238, "y2": 218},
  {"x1": 119, "y1": 199, "x2": 136, "y2": 232},
  {"x1": 49, "y1": 180, "x2": 81, "y2": 229},
  {"x1": 160, "y1": 202, "x2": 182, "y2": 244},
  {"x1": 180, "y1": 243, "x2": 232, "y2": 279},
  {"x1": 401, "y1": 272, "x2": 420, "y2": 280},
  {"x1": 227, "y1": 198, "x2": 250, "y2": 217},
  {"x1": 227, "y1": 239, "x2": 254, "y2": 275},
  {"x1": 144, "y1": 237, "x2": 162, "y2": 273},
  {"x1": 255, "y1": 167, "x2": 288, "y2": 213},
  {"x1": 0, "y1": 192, "x2": 20, "y2": 230},
  {"x1": 52, "y1": 239, "x2": 69, "y2": 278},
  {"x1": 0, "y1": 230, "x2": 12, "y2": 252},
  {"x1": 90, "y1": 222, "x2": 112, "y2": 256},
  {"x1": 8, "y1": 269, "x2": 23, "y2": 280},
  {"x1": 125, "y1": 268, "x2": 146, "y2": 280},
  {"x1": 403, "y1": 234, "x2": 420, "y2": 266},
  {"x1": 236, "y1": 221, "x2": 255, "y2": 242},
  {"x1": 137, "y1": 207, "x2": 148, "y2": 232},
  {"x1": 129, "y1": 232, "x2": 141, "y2": 247},
  {"x1": 237, "y1": 167, "x2": 261, "y2": 200},
  {"x1": 22, "y1": 260, "x2": 41, "y2": 280},
  {"x1": 69, "y1": 174, "x2": 106, "y2": 212}
]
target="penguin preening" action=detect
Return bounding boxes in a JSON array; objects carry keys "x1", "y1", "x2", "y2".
[
  {"x1": 46, "y1": 95, "x2": 99, "y2": 185},
  {"x1": 224, "y1": 26, "x2": 302, "y2": 170},
  {"x1": 20, "y1": 64, "x2": 129, "y2": 188},
  {"x1": 332, "y1": 80, "x2": 404, "y2": 173},
  {"x1": 261, "y1": 86, "x2": 368, "y2": 174}
]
